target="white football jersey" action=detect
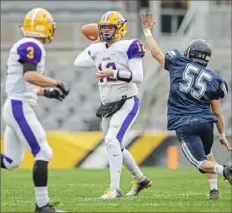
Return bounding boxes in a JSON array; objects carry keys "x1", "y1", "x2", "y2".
[
  {"x1": 87, "y1": 39, "x2": 145, "y2": 104},
  {"x1": 5, "y1": 37, "x2": 46, "y2": 106}
]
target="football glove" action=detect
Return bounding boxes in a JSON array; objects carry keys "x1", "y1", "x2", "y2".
[
  {"x1": 57, "y1": 81, "x2": 70, "y2": 96},
  {"x1": 44, "y1": 88, "x2": 65, "y2": 101}
]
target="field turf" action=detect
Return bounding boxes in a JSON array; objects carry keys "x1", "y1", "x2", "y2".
[{"x1": 1, "y1": 167, "x2": 231, "y2": 212}]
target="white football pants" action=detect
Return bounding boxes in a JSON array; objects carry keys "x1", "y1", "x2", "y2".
[
  {"x1": 101, "y1": 96, "x2": 139, "y2": 148},
  {"x1": 2, "y1": 99, "x2": 52, "y2": 169}
]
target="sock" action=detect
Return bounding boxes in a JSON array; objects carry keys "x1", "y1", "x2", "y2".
[
  {"x1": 107, "y1": 145, "x2": 122, "y2": 189},
  {"x1": 122, "y1": 149, "x2": 144, "y2": 183},
  {"x1": 214, "y1": 164, "x2": 224, "y2": 175},
  {"x1": 1, "y1": 154, "x2": 6, "y2": 169},
  {"x1": 33, "y1": 160, "x2": 49, "y2": 207},
  {"x1": 35, "y1": 187, "x2": 49, "y2": 208},
  {"x1": 208, "y1": 178, "x2": 218, "y2": 190}
]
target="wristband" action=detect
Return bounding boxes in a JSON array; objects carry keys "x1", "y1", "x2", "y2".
[
  {"x1": 219, "y1": 132, "x2": 226, "y2": 140},
  {"x1": 143, "y1": 29, "x2": 152, "y2": 37},
  {"x1": 115, "y1": 70, "x2": 132, "y2": 83}
]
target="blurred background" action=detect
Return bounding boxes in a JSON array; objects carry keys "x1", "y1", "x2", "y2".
[{"x1": 1, "y1": 0, "x2": 231, "y2": 169}]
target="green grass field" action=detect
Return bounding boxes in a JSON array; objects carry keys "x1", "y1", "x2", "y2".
[{"x1": 1, "y1": 167, "x2": 231, "y2": 212}]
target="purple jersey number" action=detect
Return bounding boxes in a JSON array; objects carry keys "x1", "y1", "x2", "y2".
[{"x1": 98, "y1": 61, "x2": 117, "y2": 83}]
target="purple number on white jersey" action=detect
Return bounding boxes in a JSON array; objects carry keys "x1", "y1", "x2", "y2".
[{"x1": 98, "y1": 61, "x2": 118, "y2": 82}]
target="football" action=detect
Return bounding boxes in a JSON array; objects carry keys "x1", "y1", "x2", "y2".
[{"x1": 81, "y1": 23, "x2": 99, "y2": 41}]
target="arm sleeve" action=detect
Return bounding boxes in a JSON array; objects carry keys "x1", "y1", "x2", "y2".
[
  {"x1": 22, "y1": 61, "x2": 37, "y2": 73},
  {"x1": 128, "y1": 57, "x2": 143, "y2": 83},
  {"x1": 74, "y1": 47, "x2": 95, "y2": 68},
  {"x1": 17, "y1": 42, "x2": 42, "y2": 64}
]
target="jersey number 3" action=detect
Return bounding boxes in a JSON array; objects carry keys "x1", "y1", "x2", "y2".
[
  {"x1": 26, "y1": 46, "x2": 35, "y2": 59},
  {"x1": 179, "y1": 64, "x2": 213, "y2": 99}
]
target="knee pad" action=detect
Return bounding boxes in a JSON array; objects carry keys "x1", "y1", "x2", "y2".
[
  {"x1": 2, "y1": 154, "x2": 23, "y2": 170},
  {"x1": 35, "y1": 142, "x2": 53, "y2": 162},
  {"x1": 4, "y1": 159, "x2": 22, "y2": 170},
  {"x1": 105, "y1": 135, "x2": 120, "y2": 149}
]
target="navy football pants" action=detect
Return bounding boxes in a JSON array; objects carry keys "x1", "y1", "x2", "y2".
[{"x1": 176, "y1": 121, "x2": 214, "y2": 169}]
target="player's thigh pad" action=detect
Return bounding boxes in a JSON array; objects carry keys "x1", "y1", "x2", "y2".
[
  {"x1": 176, "y1": 125, "x2": 207, "y2": 169},
  {"x1": 3, "y1": 126, "x2": 25, "y2": 169},
  {"x1": 101, "y1": 117, "x2": 111, "y2": 137},
  {"x1": 105, "y1": 96, "x2": 139, "y2": 148},
  {"x1": 199, "y1": 122, "x2": 214, "y2": 156},
  {"x1": 2, "y1": 99, "x2": 52, "y2": 161}
]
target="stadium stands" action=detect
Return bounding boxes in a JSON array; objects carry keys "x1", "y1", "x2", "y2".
[{"x1": 1, "y1": 1, "x2": 231, "y2": 134}]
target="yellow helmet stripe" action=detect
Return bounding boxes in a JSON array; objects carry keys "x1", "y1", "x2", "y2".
[
  {"x1": 31, "y1": 8, "x2": 42, "y2": 30},
  {"x1": 104, "y1": 11, "x2": 112, "y2": 22}
]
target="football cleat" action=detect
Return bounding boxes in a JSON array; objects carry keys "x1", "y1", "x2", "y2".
[
  {"x1": 223, "y1": 165, "x2": 232, "y2": 184},
  {"x1": 100, "y1": 188, "x2": 123, "y2": 199},
  {"x1": 209, "y1": 189, "x2": 219, "y2": 200},
  {"x1": 35, "y1": 203, "x2": 66, "y2": 212},
  {"x1": 126, "y1": 176, "x2": 152, "y2": 196}
]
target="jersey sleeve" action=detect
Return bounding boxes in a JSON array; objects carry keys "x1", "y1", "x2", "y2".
[
  {"x1": 164, "y1": 49, "x2": 182, "y2": 71},
  {"x1": 211, "y1": 78, "x2": 228, "y2": 100},
  {"x1": 74, "y1": 46, "x2": 95, "y2": 68},
  {"x1": 126, "y1": 40, "x2": 145, "y2": 60},
  {"x1": 17, "y1": 42, "x2": 42, "y2": 65},
  {"x1": 217, "y1": 81, "x2": 228, "y2": 99}
]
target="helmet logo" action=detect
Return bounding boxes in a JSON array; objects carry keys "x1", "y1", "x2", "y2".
[
  {"x1": 36, "y1": 25, "x2": 45, "y2": 31},
  {"x1": 116, "y1": 17, "x2": 124, "y2": 24}
]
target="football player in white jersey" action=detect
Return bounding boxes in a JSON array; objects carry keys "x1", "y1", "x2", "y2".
[
  {"x1": 1, "y1": 8, "x2": 70, "y2": 212},
  {"x1": 74, "y1": 11, "x2": 152, "y2": 199}
]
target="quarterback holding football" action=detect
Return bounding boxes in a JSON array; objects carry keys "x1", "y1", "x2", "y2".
[{"x1": 74, "y1": 11, "x2": 152, "y2": 199}]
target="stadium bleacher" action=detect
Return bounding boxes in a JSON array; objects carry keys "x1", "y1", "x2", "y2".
[{"x1": 1, "y1": 1, "x2": 231, "y2": 134}]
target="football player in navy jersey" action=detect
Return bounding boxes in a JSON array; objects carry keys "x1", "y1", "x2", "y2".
[{"x1": 141, "y1": 12, "x2": 232, "y2": 199}]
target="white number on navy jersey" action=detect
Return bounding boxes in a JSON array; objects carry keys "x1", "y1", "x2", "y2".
[{"x1": 179, "y1": 64, "x2": 213, "y2": 99}]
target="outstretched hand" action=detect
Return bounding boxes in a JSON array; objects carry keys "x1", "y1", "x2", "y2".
[{"x1": 141, "y1": 12, "x2": 156, "y2": 29}]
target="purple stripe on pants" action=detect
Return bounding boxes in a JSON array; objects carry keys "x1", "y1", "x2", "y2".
[
  {"x1": 11, "y1": 100, "x2": 40, "y2": 156},
  {"x1": 116, "y1": 96, "x2": 139, "y2": 143},
  {"x1": 2, "y1": 154, "x2": 13, "y2": 164}
]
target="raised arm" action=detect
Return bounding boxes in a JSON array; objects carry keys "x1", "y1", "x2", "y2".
[{"x1": 141, "y1": 13, "x2": 165, "y2": 67}]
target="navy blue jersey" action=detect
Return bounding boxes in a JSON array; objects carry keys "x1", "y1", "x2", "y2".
[{"x1": 164, "y1": 49, "x2": 228, "y2": 130}]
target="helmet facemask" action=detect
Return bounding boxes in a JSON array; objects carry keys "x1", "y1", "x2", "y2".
[{"x1": 99, "y1": 24, "x2": 117, "y2": 42}]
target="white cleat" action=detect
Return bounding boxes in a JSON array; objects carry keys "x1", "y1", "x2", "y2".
[
  {"x1": 100, "y1": 188, "x2": 123, "y2": 199},
  {"x1": 126, "y1": 176, "x2": 152, "y2": 196}
]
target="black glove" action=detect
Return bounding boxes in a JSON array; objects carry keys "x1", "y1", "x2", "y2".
[
  {"x1": 57, "y1": 81, "x2": 70, "y2": 96},
  {"x1": 44, "y1": 88, "x2": 65, "y2": 101}
]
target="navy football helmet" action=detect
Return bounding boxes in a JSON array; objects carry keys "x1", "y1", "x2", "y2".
[{"x1": 184, "y1": 39, "x2": 212, "y2": 66}]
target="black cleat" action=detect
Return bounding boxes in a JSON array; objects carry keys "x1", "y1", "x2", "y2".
[
  {"x1": 210, "y1": 189, "x2": 219, "y2": 200},
  {"x1": 35, "y1": 203, "x2": 65, "y2": 212},
  {"x1": 223, "y1": 165, "x2": 232, "y2": 184}
]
